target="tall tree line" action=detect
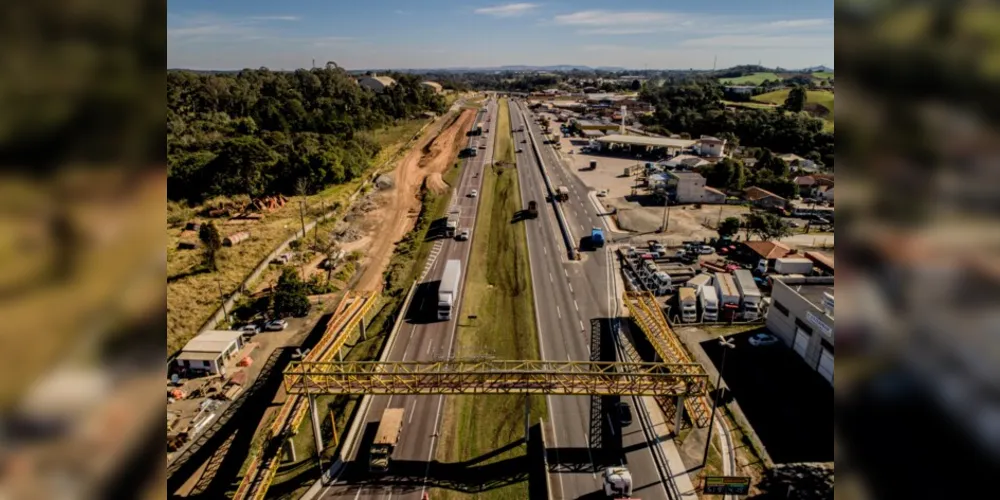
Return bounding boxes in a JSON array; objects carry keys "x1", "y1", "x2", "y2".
[{"x1": 167, "y1": 68, "x2": 446, "y2": 203}]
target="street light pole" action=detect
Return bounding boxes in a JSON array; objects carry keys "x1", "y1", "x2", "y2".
[{"x1": 702, "y1": 336, "x2": 735, "y2": 468}]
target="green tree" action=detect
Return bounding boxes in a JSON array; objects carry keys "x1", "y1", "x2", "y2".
[
  {"x1": 198, "y1": 221, "x2": 223, "y2": 271},
  {"x1": 743, "y1": 212, "x2": 792, "y2": 242},
  {"x1": 784, "y1": 86, "x2": 807, "y2": 112},
  {"x1": 718, "y1": 217, "x2": 741, "y2": 238},
  {"x1": 205, "y1": 136, "x2": 278, "y2": 198},
  {"x1": 272, "y1": 267, "x2": 311, "y2": 317},
  {"x1": 756, "y1": 149, "x2": 789, "y2": 178},
  {"x1": 631, "y1": 79, "x2": 642, "y2": 91}
]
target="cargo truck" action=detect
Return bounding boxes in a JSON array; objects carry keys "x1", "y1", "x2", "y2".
[
  {"x1": 714, "y1": 272, "x2": 741, "y2": 321},
  {"x1": 445, "y1": 208, "x2": 461, "y2": 237},
  {"x1": 555, "y1": 186, "x2": 570, "y2": 202},
  {"x1": 686, "y1": 273, "x2": 713, "y2": 293},
  {"x1": 679, "y1": 287, "x2": 698, "y2": 323},
  {"x1": 369, "y1": 408, "x2": 404, "y2": 473},
  {"x1": 774, "y1": 257, "x2": 814, "y2": 275},
  {"x1": 699, "y1": 285, "x2": 719, "y2": 322},
  {"x1": 602, "y1": 466, "x2": 636, "y2": 499},
  {"x1": 526, "y1": 200, "x2": 538, "y2": 218},
  {"x1": 437, "y1": 259, "x2": 461, "y2": 320},
  {"x1": 733, "y1": 269, "x2": 762, "y2": 320}
]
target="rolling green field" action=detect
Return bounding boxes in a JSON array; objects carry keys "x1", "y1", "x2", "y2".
[
  {"x1": 811, "y1": 71, "x2": 835, "y2": 80},
  {"x1": 753, "y1": 89, "x2": 835, "y2": 131},
  {"x1": 718, "y1": 72, "x2": 781, "y2": 85},
  {"x1": 434, "y1": 99, "x2": 544, "y2": 500}
]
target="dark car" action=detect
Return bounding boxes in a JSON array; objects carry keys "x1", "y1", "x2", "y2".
[{"x1": 615, "y1": 401, "x2": 633, "y2": 426}]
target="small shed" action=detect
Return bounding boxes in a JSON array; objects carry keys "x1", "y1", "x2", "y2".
[{"x1": 223, "y1": 231, "x2": 250, "y2": 246}]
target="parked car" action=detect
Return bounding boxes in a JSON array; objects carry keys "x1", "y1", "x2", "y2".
[
  {"x1": 456, "y1": 228, "x2": 470, "y2": 241},
  {"x1": 265, "y1": 319, "x2": 288, "y2": 331},
  {"x1": 469, "y1": 189, "x2": 478, "y2": 198},
  {"x1": 614, "y1": 401, "x2": 634, "y2": 426},
  {"x1": 748, "y1": 333, "x2": 779, "y2": 347},
  {"x1": 241, "y1": 324, "x2": 261, "y2": 335},
  {"x1": 597, "y1": 189, "x2": 608, "y2": 197},
  {"x1": 271, "y1": 253, "x2": 292, "y2": 265},
  {"x1": 788, "y1": 221, "x2": 801, "y2": 228},
  {"x1": 696, "y1": 245, "x2": 715, "y2": 255}
]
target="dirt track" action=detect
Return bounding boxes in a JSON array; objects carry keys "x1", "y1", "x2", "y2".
[{"x1": 354, "y1": 108, "x2": 477, "y2": 292}]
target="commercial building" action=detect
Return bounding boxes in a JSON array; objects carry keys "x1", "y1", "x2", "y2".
[
  {"x1": 765, "y1": 278, "x2": 835, "y2": 384},
  {"x1": 593, "y1": 134, "x2": 697, "y2": 156},
  {"x1": 358, "y1": 74, "x2": 396, "y2": 93},
  {"x1": 744, "y1": 186, "x2": 788, "y2": 209},
  {"x1": 420, "y1": 81, "x2": 443, "y2": 93},
  {"x1": 660, "y1": 171, "x2": 708, "y2": 203},
  {"x1": 174, "y1": 330, "x2": 246, "y2": 377}
]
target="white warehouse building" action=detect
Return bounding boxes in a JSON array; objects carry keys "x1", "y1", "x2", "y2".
[{"x1": 765, "y1": 277, "x2": 835, "y2": 384}]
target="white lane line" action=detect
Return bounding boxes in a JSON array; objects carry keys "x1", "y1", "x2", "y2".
[
  {"x1": 568, "y1": 283, "x2": 574, "y2": 293},
  {"x1": 408, "y1": 399, "x2": 416, "y2": 424},
  {"x1": 543, "y1": 246, "x2": 547, "y2": 255},
  {"x1": 574, "y1": 300, "x2": 580, "y2": 311},
  {"x1": 557, "y1": 306, "x2": 562, "y2": 319},
  {"x1": 549, "y1": 272, "x2": 554, "y2": 283},
  {"x1": 579, "y1": 320, "x2": 585, "y2": 332},
  {"x1": 353, "y1": 486, "x2": 365, "y2": 500},
  {"x1": 564, "y1": 268, "x2": 569, "y2": 277},
  {"x1": 426, "y1": 341, "x2": 434, "y2": 355},
  {"x1": 580, "y1": 224, "x2": 585, "y2": 232}
]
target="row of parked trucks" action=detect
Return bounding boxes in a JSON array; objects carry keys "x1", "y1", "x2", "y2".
[{"x1": 677, "y1": 269, "x2": 762, "y2": 323}]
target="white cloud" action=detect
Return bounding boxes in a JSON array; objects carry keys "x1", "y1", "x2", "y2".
[
  {"x1": 554, "y1": 10, "x2": 678, "y2": 26},
  {"x1": 578, "y1": 27, "x2": 659, "y2": 35},
  {"x1": 168, "y1": 13, "x2": 304, "y2": 42},
  {"x1": 474, "y1": 3, "x2": 539, "y2": 18},
  {"x1": 247, "y1": 15, "x2": 300, "y2": 22},
  {"x1": 681, "y1": 35, "x2": 831, "y2": 49},
  {"x1": 762, "y1": 18, "x2": 831, "y2": 29}
]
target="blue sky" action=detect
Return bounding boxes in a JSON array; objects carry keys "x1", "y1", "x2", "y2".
[{"x1": 168, "y1": 1, "x2": 833, "y2": 70}]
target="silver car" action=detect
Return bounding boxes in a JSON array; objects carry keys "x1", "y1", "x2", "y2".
[
  {"x1": 265, "y1": 319, "x2": 288, "y2": 331},
  {"x1": 456, "y1": 228, "x2": 471, "y2": 241}
]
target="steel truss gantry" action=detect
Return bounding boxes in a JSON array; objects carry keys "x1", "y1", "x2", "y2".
[{"x1": 283, "y1": 360, "x2": 708, "y2": 396}]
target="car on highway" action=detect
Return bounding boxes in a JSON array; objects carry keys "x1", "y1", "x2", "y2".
[
  {"x1": 748, "y1": 333, "x2": 780, "y2": 347},
  {"x1": 614, "y1": 401, "x2": 633, "y2": 426},
  {"x1": 456, "y1": 228, "x2": 470, "y2": 241},
  {"x1": 516, "y1": 148, "x2": 523, "y2": 153},
  {"x1": 241, "y1": 323, "x2": 261, "y2": 336},
  {"x1": 469, "y1": 189, "x2": 478, "y2": 198},
  {"x1": 478, "y1": 145, "x2": 486, "y2": 149},
  {"x1": 265, "y1": 319, "x2": 288, "y2": 331},
  {"x1": 521, "y1": 139, "x2": 527, "y2": 143}
]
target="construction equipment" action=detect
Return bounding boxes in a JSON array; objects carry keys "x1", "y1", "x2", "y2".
[{"x1": 369, "y1": 408, "x2": 404, "y2": 473}]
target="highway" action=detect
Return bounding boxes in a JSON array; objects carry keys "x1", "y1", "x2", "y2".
[
  {"x1": 510, "y1": 100, "x2": 671, "y2": 500},
  {"x1": 318, "y1": 98, "x2": 498, "y2": 500}
]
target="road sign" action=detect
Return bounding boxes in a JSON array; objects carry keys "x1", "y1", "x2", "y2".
[{"x1": 704, "y1": 476, "x2": 751, "y2": 495}]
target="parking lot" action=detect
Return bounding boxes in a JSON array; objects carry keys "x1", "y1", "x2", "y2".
[{"x1": 701, "y1": 327, "x2": 834, "y2": 464}]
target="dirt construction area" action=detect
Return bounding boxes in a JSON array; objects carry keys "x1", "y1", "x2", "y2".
[{"x1": 351, "y1": 107, "x2": 477, "y2": 292}]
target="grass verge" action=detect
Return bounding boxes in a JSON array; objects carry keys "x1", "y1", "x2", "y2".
[
  {"x1": 493, "y1": 98, "x2": 514, "y2": 164},
  {"x1": 435, "y1": 99, "x2": 544, "y2": 500}
]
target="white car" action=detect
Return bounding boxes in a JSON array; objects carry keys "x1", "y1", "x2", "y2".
[
  {"x1": 469, "y1": 189, "x2": 478, "y2": 198},
  {"x1": 748, "y1": 333, "x2": 779, "y2": 347},
  {"x1": 597, "y1": 189, "x2": 608, "y2": 197},
  {"x1": 456, "y1": 228, "x2": 470, "y2": 241},
  {"x1": 241, "y1": 324, "x2": 261, "y2": 335},
  {"x1": 695, "y1": 245, "x2": 715, "y2": 255},
  {"x1": 265, "y1": 319, "x2": 288, "y2": 331}
]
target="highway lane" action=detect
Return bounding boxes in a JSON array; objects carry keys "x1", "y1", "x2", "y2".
[
  {"x1": 513, "y1": 101, "x2": 670, "y2": 500},
  {"x1": 320, "y1": 98, "x2": 498, "y2": 500}
]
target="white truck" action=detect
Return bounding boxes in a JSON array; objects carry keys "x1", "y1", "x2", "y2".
[
  {"x1": 699, "y1": 285, "x2": 719, "y2": 322},
  {"x1": 678, "y1": 287, "x2": 698, "y2": 323},
  {"x1": 686, "y1": 273, "x2": 713, "y2": 293},
  {"x1": 733, "y1": 269, "x2": 762, "y2": 320},
  {"x1": 774, "y1": 257, "x2": 814, "y2": 275},
  {"x1": 438, "y1": 259, "x2": 462, "y2": 320},
  {"x1": 650, "y1": 271, "x2": 672, "y2": 296},
  {"x1": 602, "y1": 466, "x2": 636, "y2": 499},
  {"x1": 445, "y1": 208, "x2": 461, "y2": 238},
  {"x1": 714, "y1": 272, "x2": 741, "y2": 321}
]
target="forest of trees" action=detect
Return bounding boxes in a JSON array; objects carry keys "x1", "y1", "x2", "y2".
[
  {"x1": 637, "y1": 80, "x2": 835, "y2": 168},
  {"x1": 167, "y1": 67, "x2": 447, "y2": 203}
]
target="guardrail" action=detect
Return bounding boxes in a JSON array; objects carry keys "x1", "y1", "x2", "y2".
[{"x1": 515, "y1": 104, "x2": 579, "y2": 260}]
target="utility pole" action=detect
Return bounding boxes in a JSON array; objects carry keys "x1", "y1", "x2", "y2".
[
  {"x1": 660, "y1": 199, "x2": 671, "y2": 233},
  {"x1": 215, "y1": 275, "x2": 229, "y2": 321},
  {"x1": 702, "y1": 336, "x2": 735, "y2": 468}
]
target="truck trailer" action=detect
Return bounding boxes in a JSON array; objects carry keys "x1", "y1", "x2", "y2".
[
  {"x1": 437, "y1": 259, "x2": 462, "y2": 321},
  {"x1": 686, "y1": 273, "x2": 713, "y2": 293},
  {"x1": 369, "y1": 408, "x2": 404, "y2": 472},
  {"x1": 678, "y1": 287, "x2": 698, "y2": 323},
  {"x1": 714, "y1": 272, "x2": 741, "y2": 320},
  {"x1": 774, "y1": 257, "x2": 814, "y2": 275},
  {"x1": 602, "y1": 466, "x2": 635, "y2": 499},
  {"x1": 445, "y1": 208, "x2": 461, "y2": 237},
  {"x1": 526, "y1": 200, "x2": 538, "y2": 218},
  {"x1": 699, "y1": 285, "x2": 719, "y2": 322},
  {"x1": 733, "y1": 269, "x2": 762, "y2": 320}
]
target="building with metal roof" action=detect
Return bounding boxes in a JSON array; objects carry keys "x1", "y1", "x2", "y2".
[{"x1": 175, "y1": 330, "x2": 245, "y2": 376}]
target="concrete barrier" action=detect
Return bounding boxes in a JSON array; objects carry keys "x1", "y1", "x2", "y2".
[{"x1": 516, "y1": 105, "x2": 579, "y2": 260}]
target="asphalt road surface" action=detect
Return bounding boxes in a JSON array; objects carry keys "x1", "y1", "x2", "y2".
[
  {"x1": 511, "y1": 100, "x2": 670, "y2": 500},
  {"x1": 318, "y1": 99, "x2": 498, "y2": 500}
]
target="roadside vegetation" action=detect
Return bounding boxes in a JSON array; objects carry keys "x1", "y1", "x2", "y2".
[{"x1": 435, "y1": 99, "x2": 544, "y2": 500}]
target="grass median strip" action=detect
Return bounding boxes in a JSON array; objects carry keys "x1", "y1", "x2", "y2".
[{"x1": 435, "y1": 98, "x2": 545, "y2": 500}]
